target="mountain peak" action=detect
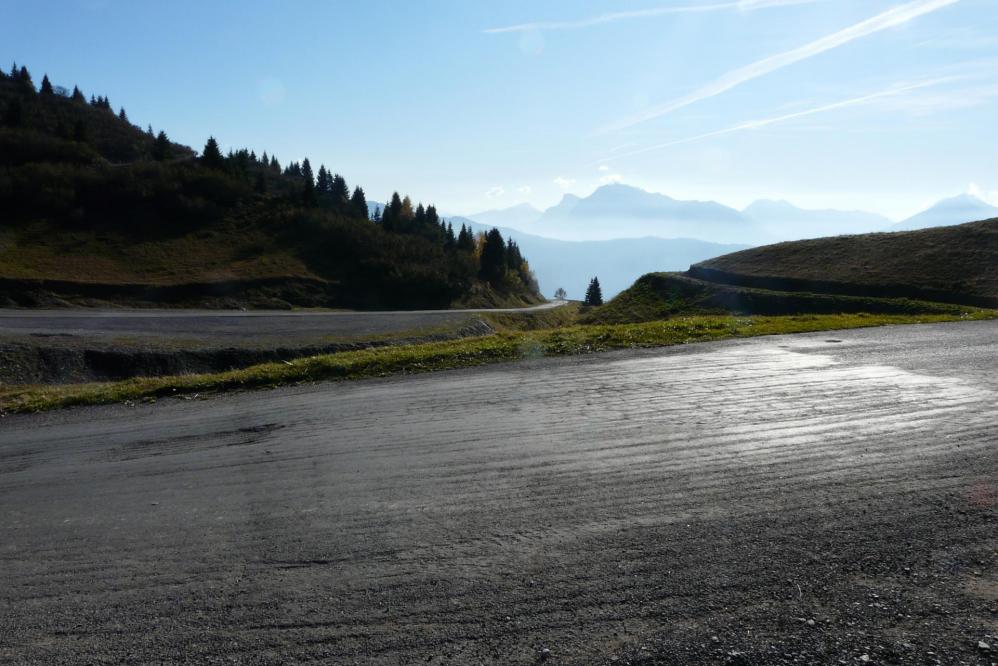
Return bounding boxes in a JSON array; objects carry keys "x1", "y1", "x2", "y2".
[{"x1": 895, "y1": 193, "x2": 998, "y2": 231}]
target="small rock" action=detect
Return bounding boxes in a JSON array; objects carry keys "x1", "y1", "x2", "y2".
[
  {"x1": 539, "y1": 647, "x2": 551, "y2": 661},
  {"x1": 807, "y1": 619, "x2": 816, "y2": 627},
  {"x1": 980, "y1": 641, "x2": 991, "y2": 651},
  {"x1": 859, "y1": 655, "x2": 871, "y2": 663},
  {"x1": 711, "y1": 635, "x2": 720, "y2": 643}
]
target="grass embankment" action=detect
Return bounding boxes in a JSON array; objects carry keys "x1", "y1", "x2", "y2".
[
  {"x1": 586, "y1": 272, "x2": 977, "y2": 325},
  {"x1": 693, "y1": 218, "x2": 998, "y2": 305},
  {"x1": 3, "y1": 309, "x2": 994, "y2": 414}
]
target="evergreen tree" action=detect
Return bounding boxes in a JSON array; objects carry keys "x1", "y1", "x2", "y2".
[
  {"x1": 350, "y1": 186, "x2": 368, "y2": 220},
  {"x1": 584, "y1": 277, "x2": 604, "y2": 306},
  {"x1": 382, "y1": 192, "x2": 404, "y2": 231},
  {"x1": 445, "y1": 222, "x2": 456, "y2": 249},
  {"x1": 331, "y1": 174, "x2": 349, "y2": 209},
  {"x1": 118, "y1": 107, "x2": 128, "y2": 122},
  {"x1": 18, "y1": 65, "x2": 33, "y2": 92},
  {"x1": 9, "y1": 62, "x2": 17, "y2": 78},
  {"x1": 152, "y1": 131, "x2": 170, "y2": 161},
  {"x1": 201, "y1": 136, "x2": 224, "y2": 169},
  {"x1": 71, "y1": 85, "x2": 85, "y2": 102},
  {"x1": 457, "y1": 224, "x2": 475, "y2": 252},
  {"x1": 426, "y1": 205, "x2": 440, "y2": 227},
  {"x1": 40, "y1": 74, "x2": 53, "y2": 95},
  {"x1": 316, "y1": 165, "x2": 330, "y2": 194},
  {"x1": 146, "y1": 124, "x2": 154, "y2": 136},
  {"x1": 301, "y1": 158, "x2": 315, "y2": 203},
  {"x1": 414, "y1": 203, "x2": 426, "y2": 229},
  {"x1": 270, "y1": 156, "x2": 280, "y2": 173},
  {"x1": 479, "y1": 228, "x2": 507, "y2": 285}
]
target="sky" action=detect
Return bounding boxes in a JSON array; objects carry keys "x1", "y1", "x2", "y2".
[{"x1": 2, "y1": 0, "x2": 997, "y2": 219}]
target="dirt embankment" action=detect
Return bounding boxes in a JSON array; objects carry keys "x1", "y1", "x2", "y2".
[{"x1": 0, "y1": 319, "x2": 494, "y2": 384}]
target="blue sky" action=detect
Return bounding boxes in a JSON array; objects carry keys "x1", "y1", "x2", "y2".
[{"x1": 3, "y1": 0, "x2": 997, "y2": 218}]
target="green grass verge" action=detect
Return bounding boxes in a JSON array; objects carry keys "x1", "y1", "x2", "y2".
[{"x1": 2, "y1": 310, "x2": 995, "y2": 414}]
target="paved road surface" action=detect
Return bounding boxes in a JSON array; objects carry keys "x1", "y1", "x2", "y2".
[
  {"x1": 0, "y1": 301, "x2": 565, "y2": 347},
  {"x1": 1, "y1": 321, "x2": 996, "y2": 664}
]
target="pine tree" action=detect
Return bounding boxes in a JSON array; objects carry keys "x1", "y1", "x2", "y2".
[
  {"x1": 18, "y1": 65, "x2": 33, "y2": 92},
  {"x1": 152, "y1": 131, "x2": 170, "y2": 161},
  {"x1": 415, "y1": 203, "x2": 426, "y2": 229},
  {"x1": 316, "y1": 165, "x2": 330, "y2": 195},
  {"x1": 350, "y1": 186, "x2": 368, "y2": 220},
  {"x1": 118, "y1": 107, "x2": 128, "y2": 122},
  {"x1": 382, "y1": 192, "x2": 404, "y2": 231},
  {"x1": 457, "y1": 224, "x2": 475, "y2": 252},
  {"x1": 301, "y1": 158, "x2": 315, "y2": 203},
  {"x1": 40, "y1": 74, "x2": 53, "y2": 95},
  {"x1": 270, "y1": 156, "x2": 280, "y2": 173},
  {"x1": 479, "y1": 228, "x2": 507, "y2": 285},
  {"x1": 71, "y1": 85, "x2": 85, "y2": 102},
  {"x1": 201, "y1": 136, "x2": 224, "y2": 169},
  {"x1": 445, "y1": 222, "x2": 456, "y2": 249},
  {"x1": 331, "y1": 175, "x2": 349, "y2": 209},
  {"x1": 584, "y1": 277, "x2": 603, "y2": 306}
]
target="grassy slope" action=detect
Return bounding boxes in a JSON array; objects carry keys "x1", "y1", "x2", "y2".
[
  {"x1": 693, "y1": 218, "x2": 998, "y2": 301},
  {"x1": 585, "y1": 272, "x2": 978, "y2": 324},
  {"x1": 3, "y1": 309, "x2": 995, "y2": 414}
]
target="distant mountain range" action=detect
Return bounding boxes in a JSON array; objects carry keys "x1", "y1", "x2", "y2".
[
  {"x1": 370, "y1": 185, "x2": 998, "y2": 301},
  {"x1": 450, "y1": 217, "x2": 745, "y2": 300},
  {"x1": 466, "y1": 184, "x2": 998, "y2": 245},
  {"x1": 893, "y1": 194, "x2": 998, "y2": 231}
]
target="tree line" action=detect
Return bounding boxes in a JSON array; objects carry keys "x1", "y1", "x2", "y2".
[{"x1": 0, "y1": 63, "x2": 540, "y2": 303}]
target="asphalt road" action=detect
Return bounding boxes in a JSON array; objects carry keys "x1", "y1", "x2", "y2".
[
  {"x1": 0, "y1": 301, "x2": 565, "y2": 348},
  {"x1": 1, "y1": 321, "x2": 996, "y2": 664}
]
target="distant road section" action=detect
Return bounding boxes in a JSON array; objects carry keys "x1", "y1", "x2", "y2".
[
  {"x1": 1, "y1": 320, "x2": 995, "y2": 663},
  {"x1": 0, "y1": 301, "x2": 565, "y2": 348}
]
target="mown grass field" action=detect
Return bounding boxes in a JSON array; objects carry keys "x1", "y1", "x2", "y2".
[{"x1": 3, "y1": 309, "x2": 995, "y2": 414}]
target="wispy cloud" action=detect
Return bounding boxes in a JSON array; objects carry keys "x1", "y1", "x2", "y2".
[
  {"x1": 553, "y1": 176, "x2": 576, "y2": 190},
  {"x1": 485, "y1": 0, "x2": 822, "y2": 34},
  {"x1": 599, "y1": 75, "x2": 966, "y2": 162},
  {"x1": 601, "y1": 0, "x2": 961, "y2": 133},
  {"x1": 485, "y1": 186, "x2": 505, "y2": 199}
]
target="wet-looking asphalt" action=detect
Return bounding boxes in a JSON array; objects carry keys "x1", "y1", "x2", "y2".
[{"x1": 1, "y1": 320, "x2": 996, "y2": 664}]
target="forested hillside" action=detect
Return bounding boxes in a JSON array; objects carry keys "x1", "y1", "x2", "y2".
[{"x1": 0, "y1": 64, "x2": 540, "y2": 309}]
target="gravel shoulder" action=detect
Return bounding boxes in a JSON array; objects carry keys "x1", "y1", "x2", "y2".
[{"x1": 0, "y1": 320, "x2": 995, "y2": 664}]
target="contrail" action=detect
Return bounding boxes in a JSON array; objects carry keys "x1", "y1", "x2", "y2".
[
  {"x1": 601, "y1": 0, "x2": 961, "y2": 133},
  {"x1": 484, "y1": 0, "x2": 823, "y2": 34},
  {"x1": 599, "y1": 76, "x2": 963, "y2": 163}
]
